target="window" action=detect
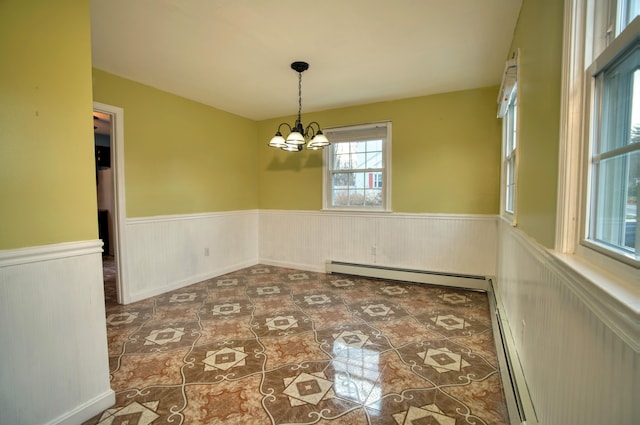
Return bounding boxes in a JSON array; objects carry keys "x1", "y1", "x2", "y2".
[
  {"x1": 588, "y1": 41, "x2": 640, "y2": 262},
  {"x1": 584, "y1": 6, "x2": 640, "y2": 267},
  {"x1": 498, "y1": 57, "x2": 518, "y2": 220},
  {"x1": 558, "y1": 0, "x2": 640, "y2": 271},
  {"x1": 323, "y1": 122, "x2": 391, "y2": 210},
  {"x1": 504, "y1": 90, "x2": 518, "y2": 215}
]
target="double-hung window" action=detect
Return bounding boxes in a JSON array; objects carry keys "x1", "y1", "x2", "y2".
[
  {"x1": 586, "y1": 7, "x2": 640, "y2": 266},
  {"x1": 589, "y1": 39, "x2": 640, "y2": 261},
  {"x1": 504, "y1": 91, "x2": 518, "y2": 216},
  {"x1": 323, "y1": 122, "x2": 391, "y2": 211},
  {"x1": 560, "y1": 0, "x2": 640, "y2": 270},
  {"x1": 498, "y1": 57, "x2": 518, "y2": 221}
]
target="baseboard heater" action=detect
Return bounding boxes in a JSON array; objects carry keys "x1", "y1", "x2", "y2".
[
  {"x1": 326, "y1": 261, "x2": 536, "y2": 425},
  {"x1": 325, "y1": 261, "x2": 489, "y2": 291},
  {"x1": 488, "y1": 279, "x2": 539, "y2": 425}
]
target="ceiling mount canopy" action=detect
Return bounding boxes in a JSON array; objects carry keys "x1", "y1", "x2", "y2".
[
  {"x1": 268, "y1": 61, "x2": 330, "y2": 152},
  {"x1": 290, "y1": 61, "x2": 309, "y2": 73}
]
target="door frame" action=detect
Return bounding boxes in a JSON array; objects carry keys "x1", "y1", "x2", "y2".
[{"x1": 94, "y1": 101, "x2": 128, "y2": 304}]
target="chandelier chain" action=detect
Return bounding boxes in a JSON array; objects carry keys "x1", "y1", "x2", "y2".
[{"x1": 298, "y1": 71, "x2": 303, "y2": 120}]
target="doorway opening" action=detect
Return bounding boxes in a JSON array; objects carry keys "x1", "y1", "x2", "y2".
[
  {"x1": 93, "y1": 102, "x2": 126, "y2": 304},
  {"x1": 94, "y1": 110, "x2": 116, "y2": 303}
]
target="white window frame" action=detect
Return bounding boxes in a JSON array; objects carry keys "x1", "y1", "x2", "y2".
[
  {"x1": 585, "y1": 34, "x2": 640, "y2": 265},
  {"x1": 322, "y1": 121, "x2": 392, "y2": 211},
  {"x1": 498, "y1": 55, "x2": 519, "y2": 224},
  {"x1": 503, "y1": 93, "x2": 518, "y2": 218},
  {"x1": 557, "y1": 0, "x2": 639, "y2": 280}
]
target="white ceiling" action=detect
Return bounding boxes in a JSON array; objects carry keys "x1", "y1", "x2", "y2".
[{"x1": 90, "y1": 0, "x2": 522, "y2": 121}]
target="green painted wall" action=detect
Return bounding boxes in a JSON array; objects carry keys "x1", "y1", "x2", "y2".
[
  {"x1": 92, "y1": 70, "x2": 258, "y2": 217},
  {"x1": 509, "y1": 0, "x2": 565, "y2": 248},
  {"x1": 0, "y1": 0, "x2": 552, "y2": 249},
  {"x1": 257, "y1": 87, "x2": 502, "y2": 214},
  {"x1": 0, "y1": 0, "x2": 97, "y2": 249}
]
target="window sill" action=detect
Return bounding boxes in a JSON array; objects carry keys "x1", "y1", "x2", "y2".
[
  {"x1": 501, "y1": 211, "x2": 517, "y2": 226},
  {"x1": 549, "y1": 250, "x2": 639, "y2": 351},
  {"x1": 581, "y1": 239, "x2": 639, "y2": 269},
  {"x1": 321, "y1": 208, "x2": 392, "y2": 214}
]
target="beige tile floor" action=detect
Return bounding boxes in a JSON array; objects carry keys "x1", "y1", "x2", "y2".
[{"x1": 85, "y1": 262, "x2": 509, "y2": 424}]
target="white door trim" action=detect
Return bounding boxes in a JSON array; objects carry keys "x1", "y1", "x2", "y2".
[{"x1": 93, "y1": 101, "x2": 128, "y2": 304}]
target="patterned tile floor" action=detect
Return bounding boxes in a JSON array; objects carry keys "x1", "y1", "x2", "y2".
[{"x1": 85, "y1": 261, "x2": 509, "y2": 425}]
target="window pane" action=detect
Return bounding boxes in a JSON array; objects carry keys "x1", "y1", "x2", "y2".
[
  {"x1": 511, "y1": 97, "x2": 518, "y2": 149},
  {"x1": 349, "y1": 190, "x2": 365, "y2": 206},
  {"x1": 332, "y1": 189, "x2": 349, "y2": 206},
  {"x1": 352, "y1": 141, "x2": 367, "y2": 153},
  {"x1": 593, "y1": 151, "x2": 639, "y2": 252},
  {"x1": 627, "y1": 151, "x2": 639, "y2": 249},
  {"x1": 366, "y1": 152, "x2": 383, "y2": 168},
  {"x1": 631, "y1": 69, "x2": 640, "y2": 145},
  {"x1": 506, "y1": 186, "x2": 514, "y2": 212},
  {"x1": 600, "y1": 47, "x2": 640, "y2": 153},
  {"x1": 367, "y1": 140, "x2": 382, "y2": 151},
  {"x1": 333, "y1": 172, "x2": 354, "y2": 187},
  {"x1": 625, "y1": 0, "x2": 640, "y2": 27},
  {"x1": 365, "y1": 189, "x2": 382, "y2": 206},
  {"x1": 336, "y1": 143, "x2": 350, "y2": 154},
  {"x1": 352, "y1": 172, "x2": 366, "y2": 189},
  {"x1": 352, "y1": 153, "x2": 366, "y2": 169},
  {"x1": 371, "y1": 172, "x2": 383, "y2": 188},
  {"x1": 506, "y1": 156, "x2": 515, "y2": 213},
  {"x1": 334, "y1": 153, "x2": 352, "y2": 170}
]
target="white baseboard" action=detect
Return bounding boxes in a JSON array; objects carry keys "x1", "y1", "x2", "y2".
[
  {"x1": 48, "y1": 390, "x2": 115, "y2": 425},
  {"x1": 259, "y1": 258, "x2": 326, "y2": 273},
  {"x1": 129, "y1": 259, "x2": 257, "y2": 302}
]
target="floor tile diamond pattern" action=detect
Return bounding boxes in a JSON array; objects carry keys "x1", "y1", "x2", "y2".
[{"x1": 89, "y1": 262, "x2": 509, "y2": 424}]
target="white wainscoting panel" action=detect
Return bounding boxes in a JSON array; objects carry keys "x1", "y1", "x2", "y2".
[
  {"x1": 124, "y1": 210, "x2": 259, "y2": 303},
  {"x1": 0, "y1": 240, "x2": 114, "y2": 425},
  {"x1": 496, "y1": 221, "x2": 639, "y2": 425},
  {"x1": 259, "y1": 210, "x2": 498, "y2": 277}
]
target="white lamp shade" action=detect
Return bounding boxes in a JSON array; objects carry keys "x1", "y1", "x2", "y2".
[
  {"x1": 269, "y1": 134, "x2": 286, "y2": 147},
  {"x1": 309, "y1": 133, "x2": 329, "y2": 147},
  {"x1": 285, "y1": 131, "x2": 305, "y2": 145}
]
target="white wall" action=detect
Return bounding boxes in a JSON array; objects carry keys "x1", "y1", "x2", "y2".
[
  {"x1": 259, "y1": 210, "x2": 498, "y2": 276},
  {"x1": 496, "y1": 220, "x2": 639, "y2": 425},
  {"x1": 123, "y1": 210, "x2": 259, "y2": 303},
  {"x1": 119, "y1": 209, "x2": 496, "y2": 303},
  {"x1": 0, "y1": 241, "x2": 114, "y2": 425}
]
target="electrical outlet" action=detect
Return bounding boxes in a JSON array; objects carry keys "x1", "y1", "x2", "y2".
[
  {"x1": 204, "y1": 247, "x2": 210, "y2": 256},
  {"x1": 371, "y1": 245, "x2": 377, "y2": 255}
]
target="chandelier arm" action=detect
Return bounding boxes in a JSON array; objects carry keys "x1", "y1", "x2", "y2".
[
  {"x1": 304, "y1": 122, "x2": 321, "y2": 138},
  {"x1": 276, "y1": 122, "x2": 293, "y2": 134}
]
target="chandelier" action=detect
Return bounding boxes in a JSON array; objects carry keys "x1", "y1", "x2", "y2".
[{"x1": 268, "y1": 61, "x2": 330, "y2": 152}]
